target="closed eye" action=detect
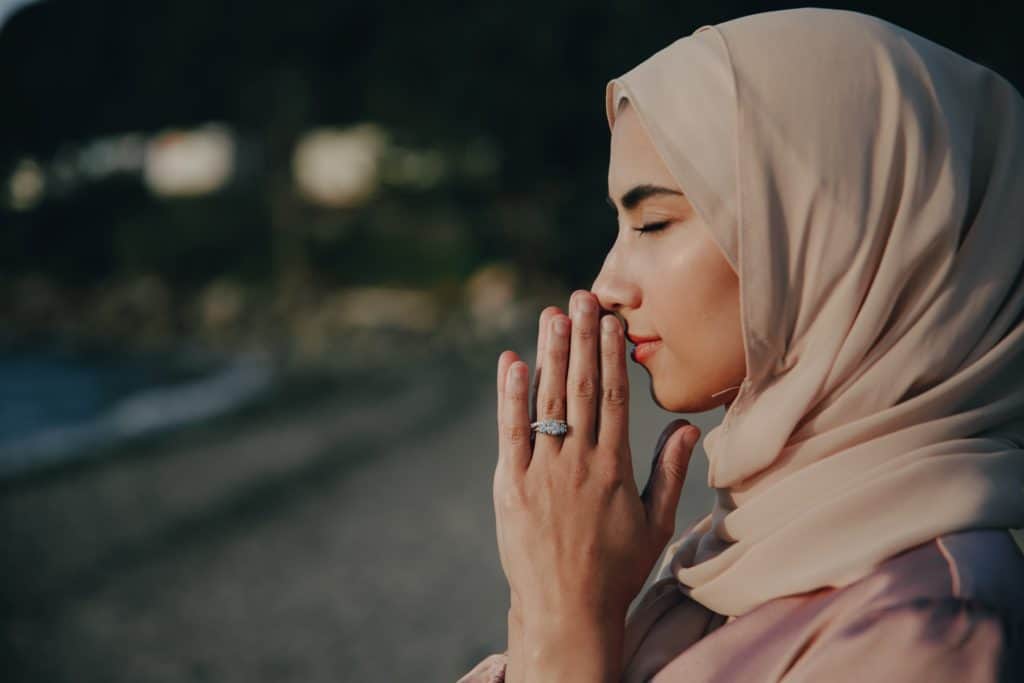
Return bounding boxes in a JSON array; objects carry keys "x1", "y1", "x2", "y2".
[{"x1": 632, "y1": 220, "x2": 671, "y2": 235}]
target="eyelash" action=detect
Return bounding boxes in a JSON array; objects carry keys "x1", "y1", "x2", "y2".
[{"x1": 632, "y1": 220, "x2": 671, "y2": 236}]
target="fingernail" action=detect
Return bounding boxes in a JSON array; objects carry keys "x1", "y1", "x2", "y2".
[
  {"x1": 554, "y1": 317, "x2": 569, "y2": 335},
  {"x1": 601, "y1": 315, "x2": 617, "y2": 333},
  {"x1": 508, "y1": 362, "x2": 525, "y2": 388},
  {"x1": 577, "y1": 296, "x2": 595, "y2": 313}
]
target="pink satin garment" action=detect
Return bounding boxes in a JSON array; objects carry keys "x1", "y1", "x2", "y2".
[
  {"x1": 457, "y1": 528, "x2": 1024, "y2": 682},
  {"x1": 626, "y1": 528, "x2": 1024, "y2": 682}
]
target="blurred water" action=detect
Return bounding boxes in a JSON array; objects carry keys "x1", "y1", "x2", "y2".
[{"x1": 0, "y1": 347, "x2": 274, "y2": 479}]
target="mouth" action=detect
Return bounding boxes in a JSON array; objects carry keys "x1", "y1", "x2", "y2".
[{"x1": 627, "y1": 335, "x2": 663, "y2": 364}]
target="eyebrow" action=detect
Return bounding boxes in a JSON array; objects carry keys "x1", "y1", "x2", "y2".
[{"x1": 606, "y1": 183, "x2": 685, "y2": 211}]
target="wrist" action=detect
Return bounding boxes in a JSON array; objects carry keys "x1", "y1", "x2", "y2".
[
  {"x1": 506, "y1": 594, "x2": 524, "y2": 683},
  {"x1": 521, "y1": 612, "x2": 625, "y2": 683}
]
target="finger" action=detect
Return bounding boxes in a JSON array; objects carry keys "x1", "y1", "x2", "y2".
[
  {"x1": 641, "y1": 419, "x2": 689, "y2": 499},
  {"x1": 598, "y1": 313, "x2": 629, "y2": 447},
  {"x1": 566, "y1": 291, "x2": 599, "y2": 444},
  {"x1": 536, "y1": 313, "x2": 570, "y2": 429},
  {"x1": 500, "y1": 360, "x2": 533, "y2": 472},
  {"x1": 643, "y1": 423, "x2": 700, "y2": 538},
  {"x1": 531, "y1": 306, "x2": 563, "y2": 423},
  {"x1": 497, "y1": 350, "x2": 521, "y2": 427}
]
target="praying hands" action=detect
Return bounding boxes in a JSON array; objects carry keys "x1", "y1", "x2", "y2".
[{"x1": 493, "y1": 290, "x2": 701, "y2": 682}]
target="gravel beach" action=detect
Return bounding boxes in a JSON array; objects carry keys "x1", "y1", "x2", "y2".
[{"x1": 0, "y1": 329, "x2": 721, "y2": 682}]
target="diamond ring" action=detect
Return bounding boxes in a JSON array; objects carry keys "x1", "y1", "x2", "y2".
[{"x1": 530, "y1": 419, "x2": 569, "y2": 436}]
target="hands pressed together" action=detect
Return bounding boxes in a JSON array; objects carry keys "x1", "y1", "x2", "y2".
[{"x1": 494, "y1": 290, "x2": 701, "y2": 682}]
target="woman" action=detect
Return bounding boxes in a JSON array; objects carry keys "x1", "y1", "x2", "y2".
[{"x1": 460, "y1": 8, "x2": 1024, "y2": 682}]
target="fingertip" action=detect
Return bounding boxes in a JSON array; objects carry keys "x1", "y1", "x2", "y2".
[
  {"x1": 497, "y1": 351, "x2": 518, "y2": 383},
  {"x1": 552, "y1": 314, "x2": 570, "y2": 336},
  {"x1": 672, "y1": 422, "x2": 699, "y2": 444},
  {"x1": 572, "y1": 289, "x2": 597, "y2": 307},
  {"x1": 540, "y1": 305, "x2": 563, "y2": 322}
]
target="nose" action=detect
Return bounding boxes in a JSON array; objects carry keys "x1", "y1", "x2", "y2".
[{"x1": 590, "y1": 243, "x2": 641, "y2": 313}]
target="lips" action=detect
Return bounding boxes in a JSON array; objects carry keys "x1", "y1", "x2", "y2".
[{"x1": 626, "y1": 332, "x2": 662, "y2": 363}]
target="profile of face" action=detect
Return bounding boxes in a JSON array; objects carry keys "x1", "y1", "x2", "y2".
[{"x1": 591, "y1": 99, "x2": 747, "y2": 413}]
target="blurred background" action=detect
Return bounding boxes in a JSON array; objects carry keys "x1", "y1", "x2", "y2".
[{"x1": 1, "y1": 1, "x2": 1021, "y2": 681}]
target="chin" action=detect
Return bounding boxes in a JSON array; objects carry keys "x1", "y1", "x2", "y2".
[
  {"x1": 648, "y1": 379, "x2": 687, "y2": 413},
  {"x1": 649, "y1": 376, "x2": 724, "y2": 414},
  {"x1": 648, "y1": 382, "x2": 670, "y2": 411}
]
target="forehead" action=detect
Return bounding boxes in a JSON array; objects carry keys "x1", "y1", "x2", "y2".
[{"x1": 608, "y1": 105, "x2": 679, "y2": 195}]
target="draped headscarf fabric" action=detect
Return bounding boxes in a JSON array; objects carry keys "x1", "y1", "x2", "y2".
[{"x1": 605, "y1": 6, "x2": 1024, "y2": 643}]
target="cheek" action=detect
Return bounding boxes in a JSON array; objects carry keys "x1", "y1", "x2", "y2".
[{"x1": 651, "y1": 247, "x2": 741, "y2": 367}]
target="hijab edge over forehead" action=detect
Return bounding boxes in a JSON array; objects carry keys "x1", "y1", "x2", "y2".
[{"x1": 605, "y1": 25, "x2": 741, "y2": 279}]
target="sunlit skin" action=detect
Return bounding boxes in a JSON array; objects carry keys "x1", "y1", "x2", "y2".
[{"x1": 593, "y1": 98, "x2": 746, "y2": 413}]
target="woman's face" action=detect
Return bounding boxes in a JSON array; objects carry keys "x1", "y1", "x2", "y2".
[{"x1": 592, "y1": 100, "x2": 746, "y2": 413}]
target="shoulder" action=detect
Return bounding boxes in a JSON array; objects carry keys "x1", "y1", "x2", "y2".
[
  {"x1": 651, "y1": 530, "x2": 1024, "y2": 682},
  {"x1": 849, "y1": 528, "x2": 1024, "y2": 620},
  {"x1": 782, "y1": 529, "x2": 1024, "y2": 682},
  {"x1": 842, "y1": 528, "x2": 1024, "y2": 638}
]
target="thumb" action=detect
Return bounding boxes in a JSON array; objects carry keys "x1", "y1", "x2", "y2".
[{"x1": 642, "y1": 420, "x2": 700, "y2": 537}]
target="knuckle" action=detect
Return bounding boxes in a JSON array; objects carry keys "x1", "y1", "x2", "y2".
[
  {"x1": 540, "y1": 395, "x2": 564, "y2": 417},
  {"x1": 568, "y1": 458, "x2": 590, "y2": 489},
  {"x1": 495, "y1": 481, "x2": 526, "y2": 510},
  {"x1": 603, "y1": 384, "x2": 628, "y2": 406},
  {"x1": 503, "y1": 422, "x2": 531, "y2": 444},
  {"x1": 598, "y1": 465, "x2": 625, "y2": 492},
  {"x1": 590, "y1": 452, "x2": 622, "y2": 483},
  {"x1": 576, "y1": 323, "x2": 597, "y2": 341},
  {"x1": 505, "y1": 383, "x2": 528, "y2": 402},
  {"x1": 571, "y1": 375, "x2": 597, "y2": 400}
]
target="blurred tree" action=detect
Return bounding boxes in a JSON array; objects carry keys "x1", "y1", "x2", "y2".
[{"x1": 0, "y1": 0, "x2": 1020, "y2": 323}]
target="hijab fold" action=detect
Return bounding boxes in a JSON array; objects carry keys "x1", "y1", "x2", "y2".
[{"x1": 603, "y1": 9, "x2": 1024, "y2": 664}]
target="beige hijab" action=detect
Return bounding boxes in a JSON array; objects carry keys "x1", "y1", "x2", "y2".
[{"x1": 606, "y1": 5, "x2": 1024, "y2": 667}]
